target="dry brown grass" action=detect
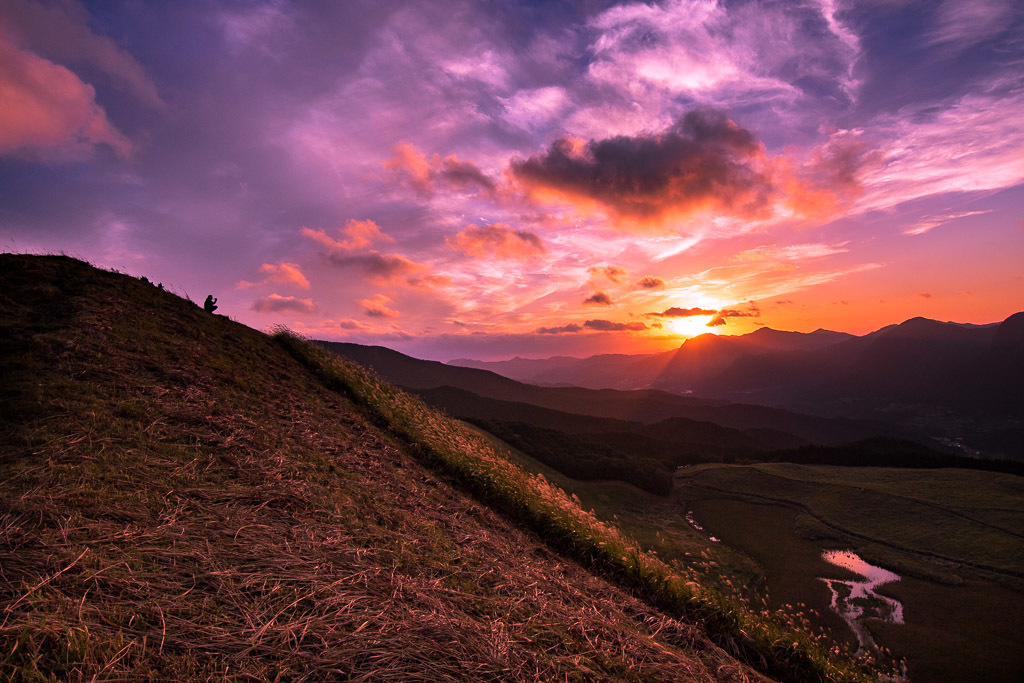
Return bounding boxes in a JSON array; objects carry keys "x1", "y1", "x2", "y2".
[{"x1": 1, "y1": 255, "x2": 766, "y2": 681}]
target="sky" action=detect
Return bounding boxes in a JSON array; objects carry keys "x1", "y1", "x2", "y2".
[{"x1": 2, "y1": 0, "x2": 1023, "y2": 361}]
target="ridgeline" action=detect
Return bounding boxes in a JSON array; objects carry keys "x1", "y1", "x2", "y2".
[{"x1": 0, "y1": 255, "x2": 874, "y2": 681}]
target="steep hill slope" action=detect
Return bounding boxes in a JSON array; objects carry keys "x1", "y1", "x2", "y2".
[
  {"x1": 0, "y1": 255, "x2": 869, "y2": 680},
  {"x1": 0, "y1": 255, "x2": 765, "y2": 680}
]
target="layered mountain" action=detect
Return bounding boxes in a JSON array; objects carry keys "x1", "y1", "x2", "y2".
[
  {"x1": 452, "y1": 327, "x2": 854, "y2": 389},
  {"x1": 322, "y1": 341, "x2": 921, "y2": 446},
  {"x1": 448, "y1": 315, "x2": 1024, "y2": 459}
]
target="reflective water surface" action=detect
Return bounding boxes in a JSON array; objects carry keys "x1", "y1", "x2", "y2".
[
  {"x1": 684, "y1": 510, "x2": 719, "y2": 542},
  {"x1": 820, "y1": 550, "x2": 904, "y2": 651}
]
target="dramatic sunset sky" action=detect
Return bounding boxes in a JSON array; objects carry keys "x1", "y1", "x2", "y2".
[{"x1": 2, "y1": 0, "x2": 1022, "y2": 360}]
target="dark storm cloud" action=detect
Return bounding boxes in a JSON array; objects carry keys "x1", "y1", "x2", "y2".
[{"x1": 510, "y1": 109, "x2": 772, "y2": 223}]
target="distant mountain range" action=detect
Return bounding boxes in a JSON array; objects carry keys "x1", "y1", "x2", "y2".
[
  {"x1": 317, "y1": 338, "x2": 1024, "y2": 492},
  {"x1": 318, "y1": 340, "x2": 921, "y2": 445},
  {"x1": 322, "y1": 313, "x2": 1024, "y2": 461},
  {"x1": 451, "y1": 326, "x2": 855, "y2": 391},
  {"x1": 449, "y1": 315, "x2": 1024, "y2": 458}
]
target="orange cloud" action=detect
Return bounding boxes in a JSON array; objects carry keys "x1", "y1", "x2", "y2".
[
  {"x1": 383, "y1": 142, "x2": 432, "y2": 193},
  {"x1": 0, "y1": 37, "x2": 131, "y2": 157},
  {"x1": 321, "y1": 247, "x2": 445, "y2": 288},
  {"x1": 447, "y1": 223, "x2": 546, "y2": 260},
  {"x1": 588, "y1": 265, "x2": 627, "y2": 283},
  {"x1": 302, "y1": 219, "x2": 442, "y2": 288},
  {"x1": 636, "y1": 276, "x2": 666, "y2": 289},
  {"x1": 384, "y1": 142, "x2": 495, "y2": 197},
  {"x1": 359, "y1": 294, "x2": 399, "y2": 318},
  {"x1": 252, "y1": 294, "x2": 314, "y2": 313},
  {"x1": 0, "y1": 0, "x2": 163, "y2": 108},
  {"x1": 406, "y1": 273, "x2": 452, "y2": 289},
  {"x1": 777, "y1": 131, "x2": 882, "y2": 218},
  {"x1": 356, "y1": 252, "x2": 426, "y2": 284},
  {"x1": 300, "y1": 219, "x2": 393, "y2": 254},
  {"x1": 258, "y1": 262, "x2": 309, "y2": 289}
]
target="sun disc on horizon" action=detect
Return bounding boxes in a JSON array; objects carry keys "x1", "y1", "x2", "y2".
[{"x1": 667, "y1": 315, "x2": 720, "y2": 338}]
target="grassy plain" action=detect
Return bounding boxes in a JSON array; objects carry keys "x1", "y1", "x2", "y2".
[
  {"x1": 675, "y1": 463, "x2": 1024, "y2": 682},
  {"x1": 676, "y1": 463, "x2": 1024, "y2": 584}
]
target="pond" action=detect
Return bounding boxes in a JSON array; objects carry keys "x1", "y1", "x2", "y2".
[{"x1": 820, "y1": 549, "x2": 904, "y2": 652}]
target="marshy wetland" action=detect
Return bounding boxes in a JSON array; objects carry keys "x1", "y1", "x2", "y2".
[
  {"x1": 492, "y1": 445, "x2": 1024, "y2": 681},
  {"x1": 676, "y1": 463, "x2": 1024, "y2": 682}
]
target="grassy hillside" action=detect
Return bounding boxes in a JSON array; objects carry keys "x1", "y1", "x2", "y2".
[{"x1": 0, "y1": 255, "x2": 874, "y2": 680}]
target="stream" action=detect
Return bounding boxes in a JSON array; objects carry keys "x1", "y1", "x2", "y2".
[{"x1": 819, "y1": 550, "x2": 904, "y2": 652}]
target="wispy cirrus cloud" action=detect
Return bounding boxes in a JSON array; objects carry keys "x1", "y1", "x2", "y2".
[
  {"x1": 903, "y1": 210, "x2": 993, "y2": 236},
  {"x1": 730, "y1": 242, "x2": 850, "y2": 263},
  {"x1": 925, "y1": 0, "x2": 1015, "y2": 50},
  {"x1": 857, "y1": 88, "x2": 1024, "y2": 213}
]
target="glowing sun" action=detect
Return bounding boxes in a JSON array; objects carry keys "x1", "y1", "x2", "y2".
[{"x1": 667, "y1": 315, "x2": 720, "y2": 338}]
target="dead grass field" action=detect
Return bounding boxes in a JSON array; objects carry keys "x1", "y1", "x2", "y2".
[{"x1": 2, "y1": 254, "x2": 769, "y2": 681}]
